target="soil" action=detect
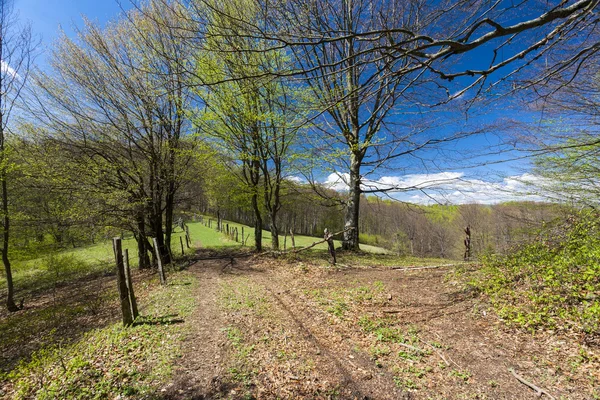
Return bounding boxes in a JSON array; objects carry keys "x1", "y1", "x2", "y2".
[{"x1": 161, "y1": 251, "x2": 600, "y2": 400}]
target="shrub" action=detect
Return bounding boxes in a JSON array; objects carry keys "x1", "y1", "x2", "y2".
[{"x1": 469, "y1": 211, "x2": 600, "y2": 335}]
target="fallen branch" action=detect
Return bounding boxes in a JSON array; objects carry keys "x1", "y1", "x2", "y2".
[
  {"x1": 398, "y1": 342, "x2": 424, "y2": 353},
  {"x1": 509, "y1": 368, "x2": 556, "y2": 399},
  {"x1": 421, "y1": 339, "x2": 450, "y2": 367},
  {"x1": 391, "y1": 264, "x2": 459, "y2": 271},
  {"x1": 259, "y1": 227, "x2": 355, "y2": 256}
]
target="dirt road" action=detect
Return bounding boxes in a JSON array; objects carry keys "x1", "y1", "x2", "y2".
[{"x1": 163, "y1": 252, "x2": 598, "y2": 399}]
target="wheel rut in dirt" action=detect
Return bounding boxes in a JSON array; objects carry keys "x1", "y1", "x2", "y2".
[{"x1": 262, "y1": 284, "x2": 406, "y2": 400}]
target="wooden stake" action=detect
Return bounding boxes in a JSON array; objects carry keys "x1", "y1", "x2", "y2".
[
  {"x1": 324, "y1": 228, "x2": 336, "y2": 265},
  {"x1": 185, "y1": 225, "x2": 191, "y2": 248},
  {"x1": 113, "y1": 238, "x2": 133, "y2": 326},
  {"x1": 123, "y1": 249, "x2": 139, "y2": 319},
  {"x1": 153, "y1": 237, "x2": 166, "y2": 286},
  {"x1": 180, "y1": 236, "x2": 185, "y2": 256}
]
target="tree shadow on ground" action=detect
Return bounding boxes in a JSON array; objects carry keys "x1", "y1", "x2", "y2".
[{"x1": 0, "y1": 269, "x2": 155, "y2": 373}]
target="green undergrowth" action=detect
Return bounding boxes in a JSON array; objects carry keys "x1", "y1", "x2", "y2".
[
  {"x1": 2, "y1": 272, "x2": 198, "y2": 399},
  {"x1": 466, "y1": 211, "x2": 600, "y2": 335}
]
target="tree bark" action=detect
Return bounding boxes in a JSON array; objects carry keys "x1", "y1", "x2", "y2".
[
  {"x1": 3, "y1": 176, "x2": 17, "y2": 312},
  {"x1": 164, "y1": 188, "x2": 175, "y2": 265},
  {"x1": 342, "y1": 152, "x2": 361, "y2": 251},
  {"x1": 135, "y1": 211, "x2": 151, "y2": 269},
  {"x1": 270, "y1": 210, "x2": 279, "y2": 250},
  {"x1": 251, "y1": 192, "x2": 262, "y2": 252}
]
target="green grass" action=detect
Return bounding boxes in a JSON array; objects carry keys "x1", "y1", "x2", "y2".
[
  {"x1": 198, "y1": 216, "x2": 390, "y2": 253},
  {"x1": 0, "y1": 226, "x2": 198, "y2": 295},
  {"x1": 2, "y1": 272, "x2": 198, "y2": 399}
]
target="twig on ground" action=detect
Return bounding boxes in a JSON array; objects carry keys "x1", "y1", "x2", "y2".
[
  {"x1": 421, "y1": 339, "x2": 450, "y2": 367},
  {"x1": 391, "y1": 264, "x2": 458, "y2": 271},
  {"x1": 398, "y1": 342, "x2": 424, "y2": 353},
  {"x1": 509, "y1": 368, "x2": 556, "y2": 399}
]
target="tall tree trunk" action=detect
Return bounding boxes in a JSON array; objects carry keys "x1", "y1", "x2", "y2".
[
  {"x1": 151, "y1": 204, "x2": 170, "y2": 265},
  {"x1": 135, "y1": 212, "x2": 151, "y2": 269},
  {"x1": 2, "y1": 175, "x2": 17, "y2": 312},
  {"x1": 164, "y1": 187, "x2": 175, "y2": 262},
  {"x1": 270, "y1": 210, "x2": 279, "y2": 250},
  {"x1": 342, "y1": 153, "x2": 361, "y2": 251},
  {"x1": 251, "y1": 193, "x2": 262, "y2": 252}
]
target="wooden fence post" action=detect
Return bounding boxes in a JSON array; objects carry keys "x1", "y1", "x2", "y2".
[
  {"x1": 180, "y1": 236, "x2": 185, "y2": 256},
  {"x1": 324, "y1": 229, "x2": 336, "y2": 266},
  {"x1": 241, "y1": 227, "x2": 245, "y2": 245},
  {"x1": 123, "y1": 248, "x2": 139, "y2": 320},
  {"x1": 464, "y1": 225, "x2": 472, "y2": 261},
  {"x1": 153, "y1": 237, "x2": 167, "y2": 285},
  {"x1": 290, "y1": 228, "x2": 296, "y2": 249},
  {"x1": 235, "y1": 228, "x2": 239, "y2": 242},
  {"x1": 185, "y1": 225, "x2": 191, "y2": 248},
  {"x1": 113, "y1": 238, "x2": 134, "y2": 326}
]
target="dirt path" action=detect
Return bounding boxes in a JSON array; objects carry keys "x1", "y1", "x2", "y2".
[
  {"x1": 162, "y1": 258, "x2": 229, "y2": 399},
  {"x1": 163, "y1": 255, "x2": 599, "y2": 399}
]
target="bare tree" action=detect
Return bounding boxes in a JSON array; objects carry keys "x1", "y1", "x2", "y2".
[
  {"x1": 27, "y1": 0, "x2": 193, "y2": 267},
  {"x1": 195, "y1": 1, "x2": 302, "y2": 251},
  {"x1": 0, "y1": 0, "x2": 36, "y2": 312},
  {"x1": 188, "y1": 0, "x2": 599, "y2": 250}
]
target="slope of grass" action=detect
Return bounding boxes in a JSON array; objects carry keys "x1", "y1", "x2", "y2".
[
  {"x1": 0, "y1": 227, "x2": 196, "y2": 296},
  {"x1": 198, "y1": 216, "x2": 390, "y2": 254}
]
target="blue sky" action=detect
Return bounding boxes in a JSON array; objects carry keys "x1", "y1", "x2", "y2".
[
  {"x1": 16, "y1": 0, "x2": 130, "y2": 65},
  {"x1": 13, "y1": 0, "x2": 553, "y2": 205}
]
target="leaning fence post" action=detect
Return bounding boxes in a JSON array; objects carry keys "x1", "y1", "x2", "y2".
[
  {"x1": 123, "y1": 249, "x2": 139, "y2": 320},
  {"x1": 324, "y1": 228, "x2": 336, "y2": 266},
  {"x1": 185, "y1": 225, "x2": 191, "y2": 248},
  {"x1": 152, "y1": 237, "x2": 167, "y2": 286},
  {"x1": 113, "y1": 238, "x2": 134, "y2": 326},
  {"x1": 180, "y1": 236, "x2": 185, "y2": 256}
]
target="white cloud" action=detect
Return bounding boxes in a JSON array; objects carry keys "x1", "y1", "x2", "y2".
[
  {"x1": 364, "y1": 172, "x2": 464, "y2": 191},
  {"x1": 321, "y1": 171, "x2": 550, "y2": 205},
  {"x1": 324, "y1": 172, "x2": 350, "y2": 191},
  {"x1": 286, "y1": 175, "x2": 305, "y2": 184},
  {"x1": 1, "y1": 60, "x2": 18, "y2": 79}
]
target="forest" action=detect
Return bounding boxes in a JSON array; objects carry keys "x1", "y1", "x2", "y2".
[{"x1": 1, "y1": 0, "x2": 600, "y2": 398}]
